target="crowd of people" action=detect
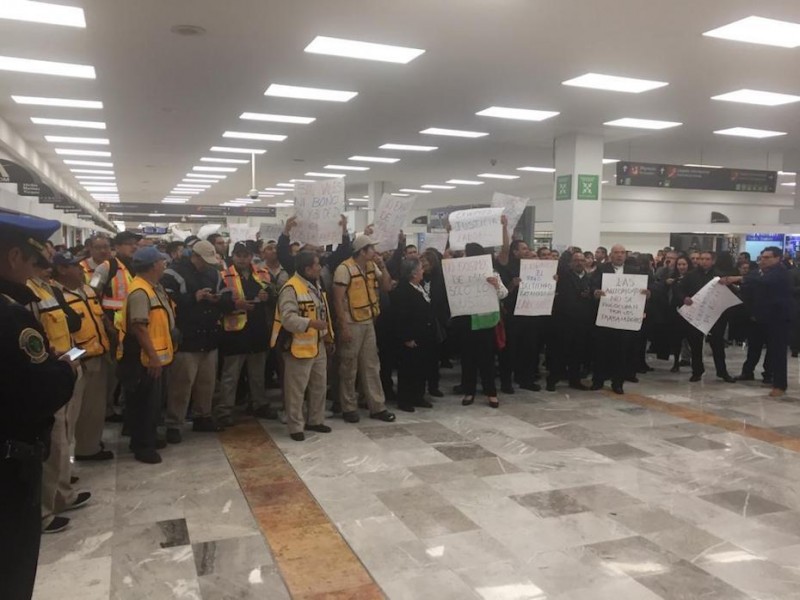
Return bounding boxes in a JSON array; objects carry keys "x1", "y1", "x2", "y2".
[{"x1": 2, "y1": 211, "x2": 797, "y2": 599}]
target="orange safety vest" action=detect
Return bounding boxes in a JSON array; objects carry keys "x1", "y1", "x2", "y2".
[
  {"x1": 62, "y1": 284, "x2": 109, "y2": 358},
  {"x1": 100, "y1": 258, "x2": 132, "y2": 312},
  {"x1": 117, "y1": 277, "x2": 175, "y2": 367},
  {"x1": 221, "y1": 263, "x2": 271, "y2": 332},
  {"x1": 270, "y1": 275, "x2": 333, "y2": 358},
  {"x1": 27, "y1": 278, "x2": 72, "y2": 354},
  {"x1": 340, "y1": 257, "x2": 381, "y2": 322},
  {"x1": 79, "y1": 258, "x2": 95, "y2": 284}
]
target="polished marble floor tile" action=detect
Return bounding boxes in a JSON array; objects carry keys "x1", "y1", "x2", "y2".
[
  {"x1": 589, "y1": 442, "x2": 653, "y2": 460},
  {"x1": 698, "y1": 489, "x2": 791, "y2": 517},
  {"x1": 511, "y1": 489, "x2": 590, "y2": 518}
]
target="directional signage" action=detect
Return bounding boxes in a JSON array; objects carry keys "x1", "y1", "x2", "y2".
[
  {"x1": 577, "y1": 174, "x2": 599, "y2": 200},
  {"x1": 617, "y1": 162, "x2": 777, "y2": 193},
  {"x1": 556, "y1": 175, "x2": 572, "y2": 200}
]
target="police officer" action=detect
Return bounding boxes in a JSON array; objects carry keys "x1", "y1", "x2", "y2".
[{"x1": 0, "y1": 214, "x2": 77, "y2": 600}]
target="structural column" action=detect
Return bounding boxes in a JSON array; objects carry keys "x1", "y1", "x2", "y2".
[{"x1": 552, "y1": 134, "x2": 604, "y2": 251}]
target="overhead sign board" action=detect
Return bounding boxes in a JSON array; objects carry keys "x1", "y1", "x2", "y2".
[
  {"x1": 617, "y1": 162, "x2": 777, "y2": 193},
  {"x1": 99, "y1": 203, "x2": 276, "y2": 217}
]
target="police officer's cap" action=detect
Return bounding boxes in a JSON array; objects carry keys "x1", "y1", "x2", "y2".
[{"x1": 0, "y1": 213, "x2": 60, "y2": 256}]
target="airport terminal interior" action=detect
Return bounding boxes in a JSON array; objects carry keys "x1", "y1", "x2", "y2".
[{"x1": 4, "y1": 1, "x2": 800, "y2": 599}]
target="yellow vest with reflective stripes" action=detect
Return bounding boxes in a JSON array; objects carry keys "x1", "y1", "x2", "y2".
[
  {"x1": 341, "y1": 257, "x2": 380, "y2": 322},
  {"x1": 270, "y1": 275, "x2": 333, "y2": 358},
  {"x1": 101, "y1": 258, "x2": 132, "y2": 312},
  {"x1": 27, "y1": 278, "x2": 71, "y2": 354},
  {"x1": 63, "y1": 284, "x2": 109, "y2": 358},
  {"x1": 221, "y1": 264, "x2": 271, "y2": 332},
  {"x1": 79, "y1": 258, "x2": 94, "y2": 284},
  {"x1": 117, "y1": 276, "x2": 174, "y2": 366}
]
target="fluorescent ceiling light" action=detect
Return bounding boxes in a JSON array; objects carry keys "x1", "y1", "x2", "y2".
[
  {"x1": 562, "y1": 73, "x2": 668, "y2": 93},
  {"x1": 14, "y1": 96, "x2": 101, "y2": 109},
  {"x1": 782, "y1": 182, "x2": 797, "y2": 187},
  {"x1": 349, "y1": 198, "x2": 369, "y2": 202},
  {"x1": 306, "y1": 172, "x2": 346, "y2": 178},
  {"x1": 603, "y1": 158, "x2": 620, "y2": 164},
  {"x1": 478, "y1": 173, "x2": 520, "y2": 180},
  {"x1": 176, "y1": 184, "x2": 211, "y2": 189},
  {"x1": 70, "y1": 168, "x2": 114, "y2": 174},
  {"x1": 170, "y1": 190, "x2": 198, "y2": 195},
  {"x1": 420, "y1": 127, "x2": 488, "y2": 138},
  {"x1": 0, "y1": 55, "x2": 95, "y2": 78},
  {"x1": 276, "y1": 183, "x2": 294, "y2": 187},
  {"x1": 162, "y1": 199, "x2": 189, "y2": 204},
  {"x1": 379, "y1": 143, "x2": 437, "y2": 152},
  {"x1": 55, "y1": 149, "x2": 111, "y2": 156},
  {"x1": 714, "y1": 127, "x2": 787, "y2": 138},
  {"x1": 1, "y1": 1, "x2": 86, "y2": 28},
  {"x1": 290, "y1": 179, "x2": 315, "y2": 183},
  {"x1": 240, "y1": 112, "x2": 315, "y2": 124},
  {"x1": 391, "y1": 193, "x2": 409, "y2": 197},
  {"x1": 64, "y1": 160, "x2": 112, "y2": 167},
  {"x1": 703, "y1": 16, "x2": 800, "y2": 48},
  {"x1": 84, "y1": 187, "x2": 118, "y2": 192},
  {"x1": 183, "y1": 178, "x2": 218, "y2": 183},
  {"x1": 421, "y1": 184, "x2": 455, "y2": 189},
  {"x1": 200, "y1": 157, "x2": 249, "y2": 164},
  {"x1": 185, "y1": 173, "x2": 225, "y2": 179},
  {"x1": 324, "y1": 164, "x2": 369, "y2": 171},
  {"x1": 517, "y1": 166, "x2": 556, "y2": 173},
  {"x1": 148, "y1": 213, "x2": 166, "y2": 217},
  {"x1": 349, "y1": 155, "x2": 400, "y2": 163},
  {"x1": 779, "y1": 171, "x2": 797, "y2": 176},
  {"x1": 399, "y1": 188, "x2": 431, "y2": 194},
  {"x1": 447, "y1": 179, "x2": 484, "y2": 185},
  {"x1": 31, "y1": 117, "x2": 106, "y2": 130},
  {"x1": 263, "y1": 188, "x2": 287, "y2": 192},
  {"x1": 75, "y1": 175, "x2": 116, "y2": 181},
  {"x1": 684, "y1": 164, "x2": 723, "y2": 169},
  {"x1": 45, "y1": 135, "x2": 109, "y2": 145},
  {"x1": 604, "y1": 118, "x2": 682, "y2": 130},
  {"x1": 193, "y1": 166, "x2": 237, "y2": 172},
  {"x1": 304, "y1": 35, "x2": 425, "y2": 64},
  {"x1": 476, "y1": 106, "x2": 560, "y2": 121},
  {"x1": 711, "y1": 88, "x2": 800, "y2": 106},
  {"x1": 210, "y1": 146, "x2": 266, "y2": 154},
  {"x1": 223, "y1": 131, "x2": 287, "y2": 142},
  {"x1": 265, "y1": 84, "x2": 357, "y2": 102}
]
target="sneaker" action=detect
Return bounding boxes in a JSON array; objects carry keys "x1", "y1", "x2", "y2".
[
  {"x1": 74, "y1": 449, "x2": 114, "y2": 461},
  {"x1": 342, "y1": 411, "x2": 360, "y2": 423},
  {"x1": 64, "y1": 491, "x2": 91, "y2": 511},
  {"x1": 304, "y1": 424, "x2": 332, "y2": 433},
  {"x1": 370, "y1": 410, "x2": 396, "y2": 422},
  {"x1": 43, "y1": 516, "x2": 70, "y2": 534},
  {"x1": 166, "y1": 428, "x2": 182, "y2": 444},
  {"x1": 290, "y1": 432, "x2": 305, "y2": 441},
  {"x1": 134, "y1": 450, "x2": 162, "y2": 464},
  {"x1": 192, "y1": 417, "x2": 223, "y2": 433},
  {"x1": 254, "y1": 406, "x2": 279, "y2": 420}
]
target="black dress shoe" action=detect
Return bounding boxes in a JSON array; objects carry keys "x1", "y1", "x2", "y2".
[
  {"x1": 254, "y1": 406, "x2": 279, "y2": 420},
  {"x1": 568, "y1": 382, "x2": 590, "y2": 391},
  {"x1": 370, "y1": 410, "x2": 396, "y2": 422},
  {"x1": 75, "y1": 449, "x2": 114, "y2": 461},
  {"x1": 43, "y1": 516, "x2": 70, "y2": 534},
  {"x1": 290, "y1": 432, "x2": 305, "y2": 441},
  {"x1": 500, "y1": 384, "x2": 515, "y2": 394},
  {"x1": 545, "y1": 382, "x2": 556, "y2": 392},
  {"x1": 166, "y1": 428, "x2": 182, "y2": 444},
  {"x1": 670, "y1": 365, "x2": 680, "y2": 373},
  {"x1": 611, "y1": 384, "x2": 624, "y2": 395},
  {"x1": 590, "y1": 382, "x2": 604, "y2": 391},
  {"x1": 689, "y1": 374, "x2": 702, "y2": 382},
  {"x1": 428, "y1": 389, "x2": 444, "y2": 398},
  {"x1": 735, "y1": 373, "x2": 755, "y2": 381},
  {"x1": 342, "y1": 411, "x2": 360, "y2": 423},
  {"x1": 134, "y1": 450, "x2": 162, "y2": 464},
  {"x1": 192, "y1": 417, "x2": 224, "y2": 432},
  {"x1": 519, "y1": 382, "x2": 542, "y2": 392},
  {"x1": 625, "y1": 376, "x2": 639, "y2": 383},
  {"x1": 304, "y1": 424, "x2": 332, "y2": 433},
  {"x1": 64, "y1": 491, "x2": 92, "y2": 511},
  {"x1": 679, "y1": 359, "x2": 691, "y2": 367},
  {"x1": 398, "y1": 404, "x2": 416, "y2": 413},
  {"x1": 718, "y1": 374, "x2": 736, "y2": 383},
  {"x1": 414, "y1": 399, "x2": 433, "y2": 409},
  {"x1": 461, "y1": 395, "x2": 475, "y2": 406}
]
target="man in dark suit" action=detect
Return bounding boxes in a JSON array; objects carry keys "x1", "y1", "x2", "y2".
[{"x1": 590, "y1": 244, "x2": 649, "y2": 394}]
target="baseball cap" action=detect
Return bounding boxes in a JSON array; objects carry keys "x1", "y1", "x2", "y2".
[
  {"x1": 113, "y1": 231, "x2": 142, "y2": 245},
  {"x1": 232, "y1": 241, "x2": 253, "y2": 255},
  {"x1": 52, "y1": 251, "x2": 80, "y2": 267},
  {"x1": 352, "y1": 234, "x2": 375, "y2": 253},
  {"x1": 0, "y1": 213, "x2": 60, "y2": 257},
  {"x1": 192, "y1": 240, "x2": 218, "y2": 265},
  {"x1": 184, "y1": 235, "x2": 200, "y2": 247},
  {"x1": 132, "y1": 246, "x2": 168, "y2": 268}
]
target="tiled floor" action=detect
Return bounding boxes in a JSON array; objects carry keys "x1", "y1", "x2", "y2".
[{"x1": 35, "y1": 347, "x2": 800, "y2": 599}]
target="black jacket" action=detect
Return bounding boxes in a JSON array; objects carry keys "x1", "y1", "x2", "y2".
[
  {"x1": 219, "y1": 266, "x2": 274, "y2": 355},
  {"x1": 553, "y1": 270, "x2": 594, "y2": 325},
  {"x1": 748, "y1": 264, "x2": 795, "y2": 324},
  {"x1": 277, "y1": 232, "x2": 352, "y2": 277},
  {"x1": 391, "y1": 281, "x2": 438, "y2": 346},
  {"x1": 680, "y1": 267, "x2": 718, "y2": 298}
]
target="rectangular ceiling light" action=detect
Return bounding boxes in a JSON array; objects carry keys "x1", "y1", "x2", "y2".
[
  {"x1": 684, "y1": 164, "x2": 724, "y2": 169},
  {"x1": 379, "y1": 143, "x2": 437, "y2": 152},
  {"x1": 2, "y1": 1, "x2": 86, "y2": 28},
  {"x1": 223, "y1": 131, "x2": 287, "y2": 142},
  {"x1": 185, "y1": 173, "x2": 225, "y2": 179},
  {"x1": 604, "y1": 118, "x2": 682, "y2": 130},
  {"x1": 32, "y1": 117, "x2": 106, "y2": 129},
  {"x1": 780, "y1": 171, "x2": 797, "y2": 176},
  {"x1": 276, "y1": 183, "x2": 295, "y2": 187},
  {"x1": 0, "y1": 55, "x2": 95, "y2": 78},
  {"x1": 399, "y1": 188, "x2": 431, "y2": 194},
  {"x1": 391, "y1": 193, "x2": 409, "y2": 197},
  {"x1": 84, "y1": 186, "x2": 118, "y2": 192},
  {"x1": 304, "y1": 35, "x2": 425, "y2": 64},
  {"x1": 70, "y1": 168, "x2": 114, "y2": 174},
  {"x1": 348, "y1": 155, "x2": 400, "y2": 163},
  {"x1": 782, "y1": 182, "x2": 797, "y2": 187},
  {"x1": 14, "y1": 96, "x2": 102, "y2": 109},
  {"x1": 517, "y1": 166, "x2": 556, "y2": 173},
  {"x1": 703, "y1": 16, "x2": 800, "y2": 48},
  {"x1": 265, "y1": 84, "x2": 357, "y2": 102},
  {"x1": 183, "y1": 178, "x2": 218, "y2": 183},
  {"x1": 240, "y1": 112, "x2": 315, "y2": 124},
  {"x1": 714, "y1": 127, "x2": 788, "y2": 138},
  {"x1": 193, "y1": 166, "x2": 237, "y2": 172},
  {"x1": 176, "y1": 184, "x2": 210, "y2": 189},
  {"x1": 170, "y1": 189, "x2": 198, "y2": 195},
  {"x1": 562, "y1": 73, "x2": 669, "y2": 93},
  {"x1": 324, "y1": 164, "x2": 370, "y2": 171},
  {"x1": 263, "y1": 188, "x2": 287, "y2": 193},
  {"x1": 447, "y1": 179, "x2": 484, "y2": 185},
  {"x1": 421, "y1": 184, "x2": 455, "y2": 189},
  {"x1": 210, "y1": 146, "x2": 266, "y2": 154},
  {"x1": 75, "y1": 175, "x2": 116, "y2": 180},
  {"x1": 478, "y1": 173, "x2": 520, "y2": 180},
  {"x1": 55, "y1": 148, "x2": 111, "y2": 156},
  {"x1": 45, "y1": 135, "x2": 109, "y2": 145},
  {"x1": 306, "y1": 172, "x2": 346, "y2": 178},
  {"x1": 603, "y1": 158, "x2": 620, "y2": 164},
  {"x1": 64, "y1": 159, "x2": 112, "y2": 167},
  {"x1": 200, "y1": 157, "x2": 249, "y2": 164},
  {"x1": 711, "y1": 88, "x2": 800, "y2": 106},
  {"x1": 420, "y1": 127, "x2": 488, "y2": 138},
  {"x1": 162, "y1": 199, "x2": 189, "y2": 204},
  {"x1": 476, "y1": 106, "x2": 560, "y2": 121},
  {"x1": 290, "y1": 179, "x2": 315, "y2": 183}
]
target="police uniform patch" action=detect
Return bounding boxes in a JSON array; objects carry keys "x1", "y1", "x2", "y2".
[{"x1": 19, "y1": 327, "x2": 48, "y2": 364}]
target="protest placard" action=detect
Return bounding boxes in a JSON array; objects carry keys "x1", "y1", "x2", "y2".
[
  {"x1": 442, "y1": 255, "x2": 499, "y2": 317},
  {"x1": 227, "y1": 223, "x2": 258, "y2": 247},
  {"x1": 491, "y1": 193, "x2": 529, "y2": 235},
  {"x1": 292, "y1": 178, "x2": 345, "y2": 246},
  {"x1": 596, "y1": 273, "x2": 648, "y2": 331},
  {"x1": 258, "y1": 222, "x2": 285, "y2": 243},
  {"x1": 514, "y1": 259, "x2": 557, "y2": 316},
  {"x1": 678, "y1": 277, "x2": 742, "y2": 335},
  {"x1": 448, "y1": 207, "x2": 504, "y2": 250},
  {"x1": 372, "y1": 194, "x2": 416, "y2": 250},
  {"x1": 420, "y1": 232, "x2": 448, "y2": 254}
]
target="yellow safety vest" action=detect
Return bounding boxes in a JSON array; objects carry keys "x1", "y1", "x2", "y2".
[
  {"x1": 117, "y1": 276, "x2": 174, "y2": 367},
  {"x1": 101, "y1": 258, "x2": 132, "y2": 312},
  {"x1": 27, "y1": 278, "x2": 72, "y2": 354},
  {"x1": 341, "y1": 257, "x2": 380, "y2": 322},
  {"x1": 79, "y1": 258, "x2": 95, "y2": 284},
  {"x1": 221, "y1": 264, "x2": 271, "y2": 332},
  {"x1": 62, "y1": 285, "x2": 109, "y2": 358},
  {"x1": 270, "y1": 275, "x2": 333, "y2": 358}
]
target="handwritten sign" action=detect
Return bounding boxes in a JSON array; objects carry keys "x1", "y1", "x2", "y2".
[
  {"x1": 491, "y1": 192, "x2": 529, "y2": 235},
  {"x1": 420, "y1": 232, "x2": 448, "y2": 254},
  {"x1": 514, "y1": 259, "x2": 557, "y2": 316},
  {"x1": 448, "y1": 207, "x2": 504, "y2": 251},
  {"x1": 596, "y1": 273, "x2": 648, "y2": 331},
  {"x1": 442, "y1": 255, "x2": 499, "y2": 317},
  {"x1": 293, "y1": 179, "x2": 345, "y2": 247},
  {"x1": 678, "y1": 277, "x2": 742, "y2": 335},
  {"x1": 258, "y1": 222, "x2": 284, "y2": 244},
  {"x1": 227, "y1": 224, "x2": 258, "y2": 247},
  {"x1": 372, "y1": 193, "x2": 416, "y2": 250}
]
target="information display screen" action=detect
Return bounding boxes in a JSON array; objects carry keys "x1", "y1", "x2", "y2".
[{"x1": 617, "y1": 162, "x2": 777, "y2": 193}]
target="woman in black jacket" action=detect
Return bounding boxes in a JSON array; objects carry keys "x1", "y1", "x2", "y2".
[
  {"x1": 665, "y1": 255, "x2": 692, "y2": 372},
  {"x1": 392, "y1": 258, "x2": 439, "y2": 412}
]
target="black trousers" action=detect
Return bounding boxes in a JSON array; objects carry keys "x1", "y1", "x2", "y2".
[
  {"x1": 592, "y1": 327, "x2": 636, "y2": 386},
  {"x1": 397, "y1": 342, "x2": 438, "y2": 407},
  {"x1": 120, "y1": 363, "x2": 163, "y2": 453},
  {"x1": 460, "y1": 327, "x2": 497, "y2": 396},
  {"x1": 499, "y1": 315, "x2": 539, "y2": 387},
  {"x1": 548, "y1": 320, "x2": 590, "y2": 384},
  {"x1": 742, "y1": 321, "x2": 770, "y2": 377},
  {"x1": 684, "y1": 324, "x2": 706, "y2": 377},
  {"x1": 707, "y1": 316, "x2": 730, "y2": 376},
  {"x1": 0, "y1": 456, "x2": 43, "y2": 600},
  {"x1": 767, "y1": 321, "x2": 790, "y2": 390},
  {"x1": 378, "y1": 337, "x2": 398, "y2": 401}
]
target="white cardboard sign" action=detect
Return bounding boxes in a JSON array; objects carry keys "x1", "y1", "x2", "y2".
[
  {"x1": 447, "y1": 207, "x2": 504, "y2": 251},
  {"x1": 595, "y1": 273, "x2": 648, "y2": 331},
  {"x1": 258, "y1": 222, "x2": 285, "y2": 244},
  {"x1": 292, "y1": 179, "x2": 345, "y2": 247},
  {"x1": 491, "y1": 192, "x2": 528, "y2": 235},
  {"x1": 420, "y1": 232, "x2": 448, "y2": 254},
  {"x1": 372, "y1": 193, "x2": 416, "y2": 250},
  {"x1": 678, "y1": 277, "x2": 742, "y2": 335},
  {"x1": 442, "y1": 255, "x2": 499, "y2": 317},
  {"x1": 514, "y1": 259, "x2": 558, "y2": 316}
]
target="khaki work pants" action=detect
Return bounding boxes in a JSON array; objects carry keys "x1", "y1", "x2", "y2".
[
  {"x1": 283, "y1": 346, "x2": 327, "y2": 435},
  {"x1": 42, "y1": 403, "x2": 78, "y2": 526},
  {"x1": 74, "y1": 355, "x2": 111, "y2": 456},
  {"x1": 166, "y1": 350, "x2": 217, "y2": 427},
  {"x1": 338, "y1": 322, "x2": 386, "y2": 414},
  {"x1": 216, "y1": 352, "x2": 268, "y2": 418}
]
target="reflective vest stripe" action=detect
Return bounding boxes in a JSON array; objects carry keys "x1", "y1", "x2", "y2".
[
  {"x1": 27, "y1": 279, "x2": 72, "y2": 354},
  {"x1": 101, "y1": 259, "x2": 132, "y2": 311},
  {"x1": 116, "y1": 277, "x2": 174, "y2": 366},
  {"x1": 222, "y1": 264, "x2": 270, "y2": 332},
  {"x1": 63, "y1": 286, "x2": 109, "y2": 357},
  {"x1": 342, "y1": 258, "x2": 380, "y2": 322},
  {"x1": 270, "y1": 275, "x2": 333, "y2": 358}
]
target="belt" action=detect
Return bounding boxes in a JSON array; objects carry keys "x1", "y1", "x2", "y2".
[{"x1": 1, "y1": 440, "x2": 45, "y2": 461}]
